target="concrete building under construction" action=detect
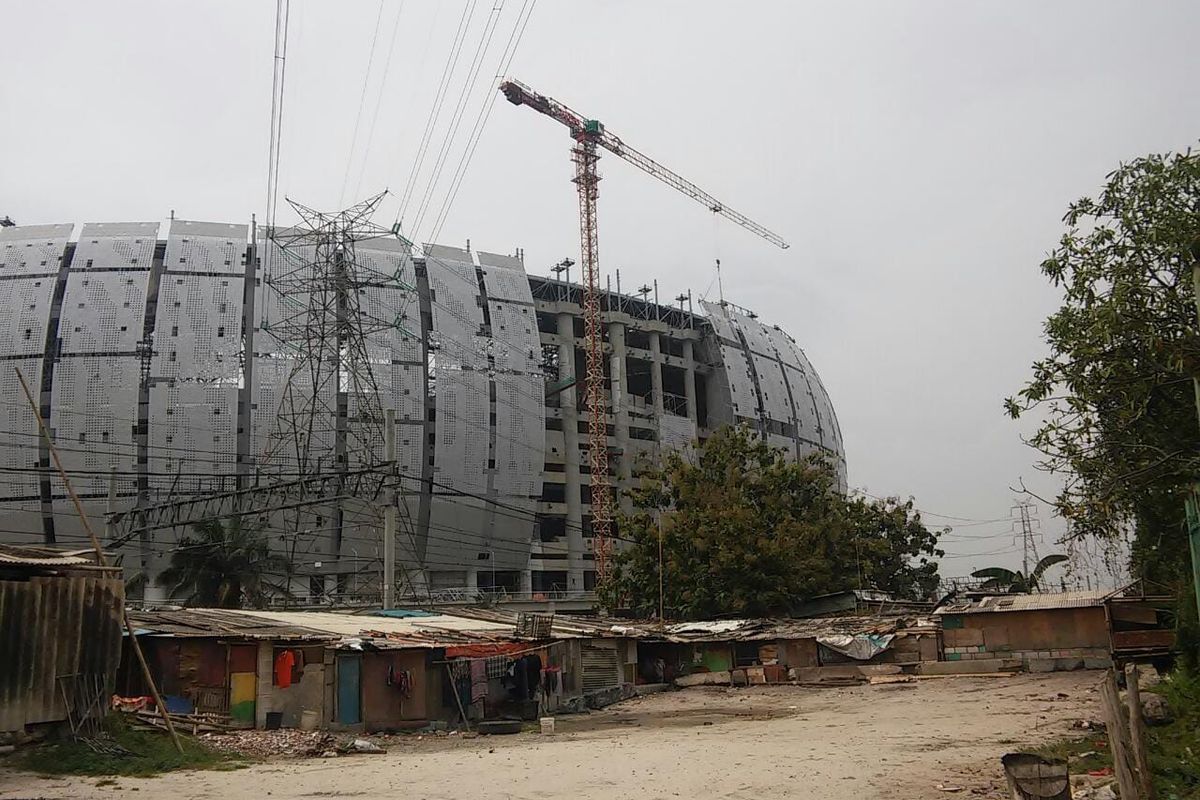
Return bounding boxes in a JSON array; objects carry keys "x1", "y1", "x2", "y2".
[{"x1": 0, "y1": 219, "x2": 845, "y2": 602}]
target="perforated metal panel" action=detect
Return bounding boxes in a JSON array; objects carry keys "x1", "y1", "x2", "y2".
[
  {"x1": 48, "y1": 356, "x2": 139, "y2": 497},
  {"x1": 428, "y1": 495, "x2": 488, "y2": 566},
  {"x1": 720, "y1": 344, "x2": 758, "y2": 416},
  {"x1": 699, "y1": 298, "x2": 846, "y2": 487},
  {"x1": 0, "y1": 356, "x2": 46, "y2": 498},
  {"x1": 73, "y1": 222, "x2": 158, "y2": 267},
  {"x1": 493, "y1": 374, "x2": 543, "y2": 497},
  {"x1": 147, "y1": 384, "x2": 239, "y2": 496},
  {"x1": 658, "y1": 414, "x2": 697, "y2": 452},
  {"x1": 0, "y1": 223, "x2": 73, "y2": 277},
  {"x1": 426, "y1": 249, "x2": 486, "y2": 371},
  {"x1": 0, "y1": 225, "x2": 70, "y2": 359},
  {"x1": 58, "y1": 271, "x2": 149, "y2": 353},
  {"x1": 151, "y1": 273, "x2": 243, "y2": 382},
  {"x1": 749, "y1": 353, "x2": 793, "y2": 423},
  {"x1": 163, "y1": 221, "x2": 247, "y2": 275},
  {"x1": 0, "y1": 277, "x2": 57, "y2": 357}
]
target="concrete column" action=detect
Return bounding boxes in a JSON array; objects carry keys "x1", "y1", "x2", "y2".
[
  {"x1": 466, "y1": 566, "x2": 479, "y2": 593},
  {"x1": 608, "y1": 321, "x2": 631, "y2": 483},
  {"x1": 649, "y1": 332, "x2": 665, "y2": 417},
  {"x1": 557, "y1": 312, "x2": 585, "y2": 590},
  {"x1": 520, "y1": 568, "x2": 532, "y2": 596},
  {"x1": 682, "y1": 339, "x2": 698, "y2": 424}
]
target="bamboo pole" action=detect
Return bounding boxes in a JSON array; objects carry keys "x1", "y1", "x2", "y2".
[
  {"x1": 1124, "y1": 663, "x2": 1155, "y2": 800},
  {"x1": 15, "y1": 367, "x2": 184, "y2": 754},
  {"x1": 1099, "y1": 669, "x2": 1139, "y2": 800}
]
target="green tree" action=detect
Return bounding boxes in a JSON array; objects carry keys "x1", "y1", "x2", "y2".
[
  {"x1": 599, "y1": 425, "x2": 944, "y2": 618},
  {"x1": 158, "y1": 518, "x2": 290, "y2": 608},
  {"x1": 842, "y1": 494, "x2": 945, "y2": 601},
  {"x1": 971, "y1": 554, "x2": 1068, "y2": 593},
  {"x1": 1005, "y1": 149, "x2": 1200, "y2": 594}
]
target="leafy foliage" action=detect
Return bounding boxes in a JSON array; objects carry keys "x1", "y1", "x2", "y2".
[
  {"x1": 971, "y1": 554, "x2": 1068, "y2": 593},
  {"x1": 1006, "y1": 150, "x2": 1200, "y2": 552},
  {"x1": 598, "y1": 425, "x2": 944, "y2": 618},
  {"x1": 158, "y1": 517, "x2": 289, "y2": 608}
]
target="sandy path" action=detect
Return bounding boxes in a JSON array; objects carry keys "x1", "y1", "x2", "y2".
[{"x1": 0, "y1": 671, "x2": 1103, "y2": 800}]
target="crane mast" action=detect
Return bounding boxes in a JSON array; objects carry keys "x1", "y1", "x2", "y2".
[{"x1": 500, "y1": 79, "x2": 788, "y2": 586}]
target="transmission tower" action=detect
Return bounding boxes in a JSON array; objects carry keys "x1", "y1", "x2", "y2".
[
  {"x1": 258, "y1": 191, "x2": 414, "y2": 595},
  {"x1": 1012, "y1": 500, "x2": 1041, "y2": 580}
]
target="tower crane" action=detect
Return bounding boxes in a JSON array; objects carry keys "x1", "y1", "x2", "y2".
[{"x1": 500, "y1": 78, "x2": 789, "y2": 583}]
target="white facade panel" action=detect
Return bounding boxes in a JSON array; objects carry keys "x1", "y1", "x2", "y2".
[
  {"x1": 0, "y1": 277, "x2": 56, "y2": 357},
  {"x1": 48, "y1": 356, "x2": 139, "y2": 497},
  {"x1": 164, "y1": 221, "x2": 248, "y2": 276},
  {"x1": 151, "y1": 273, "x2": 242, "y2": 382},
  {"x1": 0, "y1": 223, "x2": 72, "y2": 277},
  {"x1": 58, "y1": 270, "x2": 150, "y2": 353}
]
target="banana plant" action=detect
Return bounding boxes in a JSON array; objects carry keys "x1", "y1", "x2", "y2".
[{"x1": 971, "y1": 554, "x2": 1068, "y2": 593}]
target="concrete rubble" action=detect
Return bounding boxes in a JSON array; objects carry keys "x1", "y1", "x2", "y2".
[{"x1": 200, "y1": 729, "x2": 392, "y2": 758}]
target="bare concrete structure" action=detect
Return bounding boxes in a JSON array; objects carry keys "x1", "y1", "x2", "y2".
[{"x1": 0, "y1": 220, "x2": 844, "y2": 602}]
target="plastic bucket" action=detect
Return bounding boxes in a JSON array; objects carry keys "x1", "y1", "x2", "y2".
[{"x1": 539, "y1": 717, "x2": 555, "y2": 735}]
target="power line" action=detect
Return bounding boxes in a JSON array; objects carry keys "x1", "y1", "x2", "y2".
[
  {"x1": 339, "y1": 0, "x2": 387, "y2": 207},
  {"x1": 395, "y1": 0, "x2": 478, "y2": 227},
  {"x1": 352, "y1": 0, "x2": 407, "y2": 200},
  {"x1": 428, "y1": 0, "x2": 537, "y2": 243},
  {"x1": 408, "y1": 0, "x2": 508, "y2": 238}
]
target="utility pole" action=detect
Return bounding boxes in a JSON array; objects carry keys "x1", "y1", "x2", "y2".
[
  {"x1": 382, "y1": 408, "x2": 396, "y2": 610},
  {"x1": 657, "y1": 509, "x2": 665, "y2": 620}
]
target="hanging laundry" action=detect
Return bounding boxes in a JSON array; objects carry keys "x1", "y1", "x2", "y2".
[
  {"x1": 486, "y1": 655, "x2": 508, "y2": 679},
  {"x1": 274, "y1": 649, "x2": 295, "y2": 688},
  {"x1": 470, "y1": 658, "x2": 488, "y2": 702}
]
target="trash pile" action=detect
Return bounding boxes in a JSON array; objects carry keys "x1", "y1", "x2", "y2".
[{"x1": 200, "y1": 729, "x2": 386, "y2": 759}]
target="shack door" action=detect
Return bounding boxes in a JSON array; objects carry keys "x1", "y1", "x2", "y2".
[
  {"x1": 581, "y1": 645, "x2": 620, "y2": 692},
  {"x1": 228, "y1": 645, "x2": 257, "y2": 726},
  {"x1": 337, "y1": 655, "x2": 362, "y2": 725}
]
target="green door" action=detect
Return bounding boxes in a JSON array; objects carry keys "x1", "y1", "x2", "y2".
[{"x1": 337, "y1": 655, "x2": 361, "y2": 725}]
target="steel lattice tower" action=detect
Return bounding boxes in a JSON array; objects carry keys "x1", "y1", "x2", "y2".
[{"x1": 259, "y1": 191, "x2": 414, "y2": 583}]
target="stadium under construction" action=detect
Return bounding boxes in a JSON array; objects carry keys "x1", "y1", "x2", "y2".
[{"x1": 0, "y1": 218, "x2": 845, "y2": 603}]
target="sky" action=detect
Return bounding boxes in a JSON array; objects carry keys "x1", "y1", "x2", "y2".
[{"x1": 3, "y1": 0, "x2": 1197, "y2": 586}]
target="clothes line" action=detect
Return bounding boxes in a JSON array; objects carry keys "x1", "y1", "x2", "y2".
[{"x1": 433, "y1": 639, "x2": 565, "y2": 664}]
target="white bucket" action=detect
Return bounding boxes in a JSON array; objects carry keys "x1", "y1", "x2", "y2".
[
  {"x1": 539, "y1": 717, "x2": 555, "y2": 735},
  {"x1": 299, "y1": 709, "x2": 320, "y2": 731}
]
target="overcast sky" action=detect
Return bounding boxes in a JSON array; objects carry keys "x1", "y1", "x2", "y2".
[{"x1": 3, "y1": 1, "x2": 1197, "y2": 584}]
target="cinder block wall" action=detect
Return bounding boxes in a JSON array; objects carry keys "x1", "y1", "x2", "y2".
[{"x1": 941, "y1": 607, "x2": 1111, "y2": 667}]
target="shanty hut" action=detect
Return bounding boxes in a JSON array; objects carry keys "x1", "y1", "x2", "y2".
[
  {"x1": 635, "y1": 616, "x2": 940, "y2": 685},
  {"x1": 934, "y1": 586, "x2": 1176, "y2": 671},
  {"x1": 0, "y1": 544, "x2": 124, "y2": 738},
  {"x1": 934, "y1": 591, "x2": 1113, "y2": 670},
  {"x1": 123, "y1": 608, "x2": 339, "y2": 728}
]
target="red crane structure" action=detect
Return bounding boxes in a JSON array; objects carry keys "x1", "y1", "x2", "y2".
[{"x1": 500, "y1": 78, "x2": 789, "y2": 582}]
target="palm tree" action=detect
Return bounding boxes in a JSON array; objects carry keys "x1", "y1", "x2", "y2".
[
  {"x1": 971, "y1": 554, "x2": 1068, "y2": 593},
  {"x1": 158, "y1": 518, "x2": 290, "y2": 608}
]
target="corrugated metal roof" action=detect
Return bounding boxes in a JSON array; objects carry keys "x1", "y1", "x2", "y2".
[
  {"x1": 935, "y1": 590, "x2": 1109, "y2": 615},
  {"x1": 0, "y1": 543, "x2": 101, "y2": 567},
  {"x1": 232, "y1": 609, "x2": 514, "y2": 636},
  {"x1": 126, "y1": 608, "x2": 337, "y2": 640},
  {"x1": 127, "y1": 608, "x2": 519, "y2": 648}
]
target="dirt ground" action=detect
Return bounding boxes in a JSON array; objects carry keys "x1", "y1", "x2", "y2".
[{"x1": 0, "y1": 670, "x2": 1105, "y2": 800}]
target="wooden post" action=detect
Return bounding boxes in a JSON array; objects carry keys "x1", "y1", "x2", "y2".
[
  {"x1": 1124, "y1": 663, "x2": 1155, "y2": 800},
  {"x1": 15, "y1": 367, "x2": 184, "y2": 754},
  {"x1": 445, "y1": 663, "x2": 471, "y2": 731},
  {"x1": 1099, "y1": 669, "x2": 1139, "y2": 800}
]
